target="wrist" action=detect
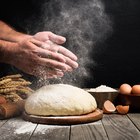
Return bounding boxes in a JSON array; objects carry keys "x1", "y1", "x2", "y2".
[
  {"x1": 13, "y1": 34, "x2": 32, "y2": 42},
  {"x1": 0, "y1": 40, "x2": 18, "y2": 64},
  {"x1": 0, "y1": 21, "x2": 32, "y2": 43}
]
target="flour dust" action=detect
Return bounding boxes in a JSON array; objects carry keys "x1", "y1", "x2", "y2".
[{"x1": 34, "y1": 0, "x2": 112, "y2": 87}]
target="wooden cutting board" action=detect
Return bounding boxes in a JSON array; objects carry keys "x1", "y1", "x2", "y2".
[{"x1": 22, "y1": 109, "x2": 103, "y2": 125}]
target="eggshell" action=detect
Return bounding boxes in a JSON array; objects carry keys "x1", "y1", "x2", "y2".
[
  {"x1": 116, "y1": 105, "x2": 129, "y2": 114},
  {"x1": 131, "y1": 85, "x2": 140, "y2": 95},
  {"x1": 119, "y1": 83, "x2": 132, "y2": 95},
  {"x1": 103, "y1": 100, "x2": 116, "y2": 114}
]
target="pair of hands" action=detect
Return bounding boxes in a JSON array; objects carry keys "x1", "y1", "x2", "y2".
[{"x1": 10, "y1": 32, "x2": 78, "y2": 78}]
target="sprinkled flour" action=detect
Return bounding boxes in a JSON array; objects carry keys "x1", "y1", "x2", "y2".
[{"x1": 14, "y1": 123, "x2": 36, "y2": 134}]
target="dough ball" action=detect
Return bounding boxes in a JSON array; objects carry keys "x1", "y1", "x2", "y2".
[{"x1": 25, "y1": 84, "x2": 97, "y2": 116}]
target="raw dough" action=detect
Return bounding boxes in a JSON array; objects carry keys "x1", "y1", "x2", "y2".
[{"x1": 25, "y1": 84, "x2": 97, "y2": 116}]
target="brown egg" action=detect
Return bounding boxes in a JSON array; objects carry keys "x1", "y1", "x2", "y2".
[
  {"x1": 119, "y1": 83, "x2": 132, "y2": 95},
  {"x1": 116, "y1": 105, "x2": 129, "y2": 114},
  {"x1": 103, "y1": 100, "x2": 116, "y2": 114},
  {"x1": 131, "y1": 85, "x2": 140, "y2": 95}
]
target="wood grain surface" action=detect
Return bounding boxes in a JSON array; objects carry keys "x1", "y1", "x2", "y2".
[
  {"x1": 31, "y1": 124, "x2": 70, "y2": 140},
  {"x1": 0, "y1": 117, "x2": 37, "y2": 140},
  {"x1": 127, "y1": 113, "x2": 140, "y2": 130},
  {"x1": 0, "y1": 119, "x2": 7, "y2": 128},
  {"x1": 102, "y1": 114, "x2": 140, "y2": 140},
  {"x1": 0, "y1": 113, "x2": 140, "y2": 140},
  {"x1": 70, "y1": 121, "x2": 108, "y2": 140}
]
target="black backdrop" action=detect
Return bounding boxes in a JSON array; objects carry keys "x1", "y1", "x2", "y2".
[{"x1": 89, "y1": 0, "x2": 140, "y2": 88}]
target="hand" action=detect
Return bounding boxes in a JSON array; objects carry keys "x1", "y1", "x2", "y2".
[
  {"x1": 34, "y1": 31, "x2": 78, "y2": 67},
  {"x1": 8, "y1": 33, "x2": 78, "y2": 78},
  {"x1": 34, "y1": 31, "x2": 66, "y2": 44},
  {"x1": 34, "y1": 31, "x2": 79, "y2": 72}
]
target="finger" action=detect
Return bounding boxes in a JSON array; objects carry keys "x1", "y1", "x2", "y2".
[
  {"x1": 25, "y1": 39, "x2": 66, "y2": 63},
  {"x1": 40, "y1": 42, "x2": 58, "y2": 52},
  {"x1": 37, "y1": 49, "x2": 66, "y2": 63},
  {"x1": 38, "y1": 39, "x2": 78, "y2": 63},
  {"x1": 38, "y1": 45, "x2": 78, "y2": 69},
  {"x1": 38, "y1": 57, "x2": 72, "y2": 71},
  {"x1": 42, "y1": 43, "x2": 78, "y2": 61},
  {"x1": 37, "y1": 40, "x2": 59, "y2": 52},
  {"x1": 33, "y1": 67, "x2": 64, "y2": 78},
  {"x1": 29, "y1": 37, "x2": 56, "y2": 51},
  {"x1": 45, "y1": 68, "x2": 64, "y2": 78},
  {"x1": 48, "y1": 32, "x2": 66, "y2": 44},
  {"x1": 64, "y1": 56, "x2": 79, "y2": 69},
  {"x1": 33, "y1": 32, "x2": 49, "y2": 42},
  {"x1": 58, "y1": 46, "x2": 78, "y2": 61},
  {"x1": 39, "y1": 67, "x2": 64, "y2": 78}
]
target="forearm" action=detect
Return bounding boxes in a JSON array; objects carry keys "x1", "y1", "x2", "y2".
[
  {"x1": 0, "y1": 20, "x2": 31, "y2": 42},
  {"x1": 0, "y1": 39, "x2": 17, "y2": 64},
  {"x1": 0, "y1": 20, "x2": 32, "y2": 64}
]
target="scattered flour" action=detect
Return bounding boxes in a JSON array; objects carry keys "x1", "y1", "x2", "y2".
[
  {"x1": 14, "y1": 123, "x2": 36, "y2": 134},
  {"x1": 14, "y1": 122, "x2": 64, "y2": 135}
]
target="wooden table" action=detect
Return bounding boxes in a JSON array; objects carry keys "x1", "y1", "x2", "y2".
[{"x1": 0, "y1": 113, "x2": 140, "y2": 140}]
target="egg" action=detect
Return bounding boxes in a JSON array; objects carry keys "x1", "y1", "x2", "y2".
[
  {"x1": 119, "y1": 83, "x2": 132, "y2": 95},
  {"x1": 131, "y1": 85, "x2": 140, "y2": 95},
  {"x1": 116, "y1": 105, "x2": 129, "y2": 114}
]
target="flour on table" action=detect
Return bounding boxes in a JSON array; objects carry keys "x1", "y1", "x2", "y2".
[{"x1": 14, "y1": 123, "x2": 36, "y2": 134}]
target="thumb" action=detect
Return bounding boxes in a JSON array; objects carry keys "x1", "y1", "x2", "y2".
[{"x1": 48, "y1": 32, "x2": 66, "y2": 44}]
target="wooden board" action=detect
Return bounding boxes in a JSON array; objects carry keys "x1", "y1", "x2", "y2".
[{"x1": 22, "y1": 109, "x2": 103, "y2": 125}]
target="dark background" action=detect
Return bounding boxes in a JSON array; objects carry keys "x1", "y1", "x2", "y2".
[
  {"x1": 0, "y1": 0, "x2": 140, "y2": 88},
  {"x1": 89, "y1": 0, "x2": 140, "y2": 88}
]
